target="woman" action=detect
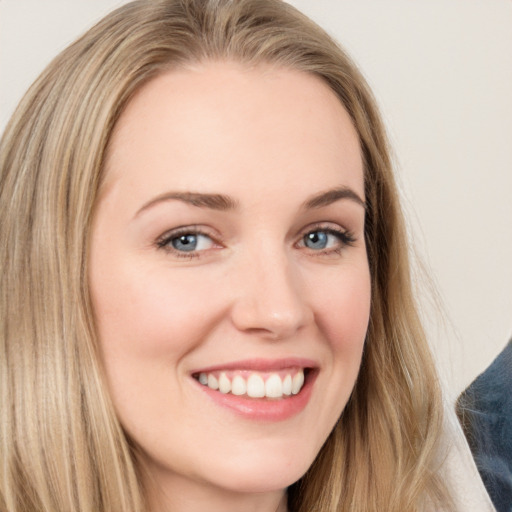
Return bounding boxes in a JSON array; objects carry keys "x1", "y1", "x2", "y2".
[{"x1": 0, "y1": 1, "x2": 493, "y2": 511}]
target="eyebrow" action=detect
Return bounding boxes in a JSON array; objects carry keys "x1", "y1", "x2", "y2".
[
  {"x1": 135, "y1": 185, "x2": 365, "y2": 218},
  {"x1": 135, "y1": 191, "x2": 239, "y2": 217},
  {"x1": 302, "y1": 186, "x2": 366, "y2": 210}
]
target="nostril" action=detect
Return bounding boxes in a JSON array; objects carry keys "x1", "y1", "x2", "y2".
[
  {"x1": 229, "y1": 292, "x2": 312, "y2": 340},
  {"x1": 228, "y1": 253, "x2": 313, "y2": 338}
]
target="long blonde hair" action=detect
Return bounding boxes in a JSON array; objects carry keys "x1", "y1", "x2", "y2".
[{"x1": 0, "y1": 1, "x2": 450, "y2": 510}]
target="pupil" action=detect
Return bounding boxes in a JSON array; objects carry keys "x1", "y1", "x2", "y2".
[
  {"x1": 172, "y1": 234, "x2": 197, "y2": 251},
  {"x1": 306, "y1": 231, "x2": 327, "y2": 249}
]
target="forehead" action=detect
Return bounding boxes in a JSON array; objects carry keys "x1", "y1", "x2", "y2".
[{"x1": 103, "y1": 61, "x2": 364, "y2": 204}]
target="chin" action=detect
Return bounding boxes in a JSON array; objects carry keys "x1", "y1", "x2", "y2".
[{"x1": 200, "y1": 447, "x2": 314, "y2": 495}]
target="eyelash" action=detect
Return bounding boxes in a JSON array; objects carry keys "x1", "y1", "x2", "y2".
[
  {"x1": 298, "y1": 225, "x2": 356, "y2": 255},
  {"x1": 155, "y1": 226, "x2": 216, "y2": 259},
  {"x1": 155, "y1": 224, "x2": 356, "y2": 259}
]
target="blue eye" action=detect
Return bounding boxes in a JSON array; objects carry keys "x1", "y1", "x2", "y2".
[
  {"x1": 304, "y1": 231, "x2": 330, "y2": 250},
  {"x1": 159, "y1": 232, "x2": 215, "y2": 253},
  {"x1": 171, "y1": 234, "x2": 199, "y2": 252},
  {"x1": 302, "y1": 229, "x2": 354, "y2": 251}
]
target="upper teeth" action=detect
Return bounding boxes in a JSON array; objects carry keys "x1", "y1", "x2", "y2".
[{"x1": 197, "y1": 369, "x2": 305, "y2": 399}]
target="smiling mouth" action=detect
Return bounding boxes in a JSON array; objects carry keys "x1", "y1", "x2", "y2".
[{"x1": 192, "y1": 368, "x2": 310, "y2": 399}]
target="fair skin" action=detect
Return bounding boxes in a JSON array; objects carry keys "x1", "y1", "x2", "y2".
[{"x1": 89, "y1": 61, "x2": 371, "y2": 512}]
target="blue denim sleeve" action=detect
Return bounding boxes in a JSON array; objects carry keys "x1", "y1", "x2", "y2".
[{"x1": 457, "y1": 340, "x2": 512, "y2": 512}]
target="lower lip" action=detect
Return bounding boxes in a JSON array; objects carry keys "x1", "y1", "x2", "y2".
[{"x1": 194, "y1": 371, "x2": 317, "y2": 422}]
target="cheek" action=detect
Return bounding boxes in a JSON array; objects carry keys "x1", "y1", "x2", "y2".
[
  {"x1": 89, "y1": 260, "x2": 221, "y2": 435},
  {"x1": 299, "y1": 261, "x2": 370, "y2": 450},
  {"x1": 308, "y1": 260, "x2": 371, "y2": 422},
  {"x1": 313, "y1": 264, "x2": 371, "y2": 352},
  {"x1": 90, "y1": 260, "x2": 219, "y2": 362}
]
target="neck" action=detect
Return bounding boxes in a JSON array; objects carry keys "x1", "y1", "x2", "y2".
[{"x1": 144, "y1": 471, "x2": 288, "y2": 512}]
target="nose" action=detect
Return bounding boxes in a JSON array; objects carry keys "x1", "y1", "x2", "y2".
[{"x1": 229, "y1": 245, "x2": 313, "y2": 340}]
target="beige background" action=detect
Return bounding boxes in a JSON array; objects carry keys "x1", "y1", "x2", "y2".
[{"x1": 1, "y1": 0, "x2": 511, "y2": 399}]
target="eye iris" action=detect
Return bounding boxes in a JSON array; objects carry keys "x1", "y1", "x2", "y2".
[
  {"x1": 305, "y1": 231, "x2": 328, "y2": 249},
  {"x1": 171, "y1": 234, "x2": 197, "y2": 252}
]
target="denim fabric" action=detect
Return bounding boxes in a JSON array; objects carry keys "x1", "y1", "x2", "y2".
[{"x1": 457, "y1": 340, "x2": 512, "y2": 512}]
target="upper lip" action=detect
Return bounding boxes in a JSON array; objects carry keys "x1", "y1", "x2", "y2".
[{"x1": 191, "y1": 357, "x2": 317, "y2": 374}]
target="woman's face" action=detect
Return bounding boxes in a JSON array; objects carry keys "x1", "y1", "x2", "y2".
[{"x1": 89, "y1": 62, "x2": 370, "y2": 506}]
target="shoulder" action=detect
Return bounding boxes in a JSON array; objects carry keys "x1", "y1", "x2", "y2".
[{"x1": 457, "y1": 340, "x2": 512, "y2": 512}]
